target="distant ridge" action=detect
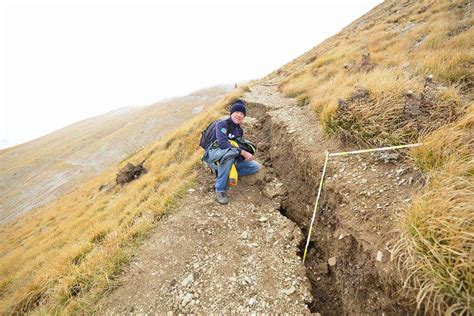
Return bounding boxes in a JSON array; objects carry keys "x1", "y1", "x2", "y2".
[{"x1": 0, "y1": 85, "x2": 232, "y2": 223}]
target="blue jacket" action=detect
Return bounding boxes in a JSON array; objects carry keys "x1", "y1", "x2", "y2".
[
  {"x1": 202, "y1": 117, "x2": 244, "y2": 167},
  {"x1": 210, "y1": 118, "x2": 244, "y2": 150}
]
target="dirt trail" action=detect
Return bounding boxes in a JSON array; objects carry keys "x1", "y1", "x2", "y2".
[
  {"x1": 99, "y1": 173, "x2": 312, "y2": 313},
  {"x1": 99, "y1": 83, "x2": 422, "y2": 314}
]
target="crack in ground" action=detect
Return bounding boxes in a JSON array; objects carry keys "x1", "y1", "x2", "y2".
[
  {"x1": 243, "y1": 85, "x2": 420, "y2": 314},
  {"x1": 247, "y1": 101, "x2": 343, "y2": 314}
]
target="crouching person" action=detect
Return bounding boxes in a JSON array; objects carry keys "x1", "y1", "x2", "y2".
[{"x1": 201, "y1": 99, "x2": 261, "y2": 204}]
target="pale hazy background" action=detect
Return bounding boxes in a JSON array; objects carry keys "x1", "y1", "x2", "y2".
[{"x1": 0, "y1": 0, "x2": 381, "y2": 149}]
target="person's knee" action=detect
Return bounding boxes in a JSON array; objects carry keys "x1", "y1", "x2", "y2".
[{"x1": 251, "y1": 161, "x2": 261, "y2": 174}]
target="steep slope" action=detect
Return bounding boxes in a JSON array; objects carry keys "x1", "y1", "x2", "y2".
[
  {"x1": 263, "y1": 0, "x2": 473, "y2": 313},
  {"x1": 0, "y1": 88, "x2": 245, "y2": 314},
  {"x1": 0, "y1": 85, "x2": 232, "y2": 223},
  {"x1": 1, "y1": 0, "x2": 471, "y2": 314},
  {"x1": 96, "y1": 0, "x2": 473, "y2": 313}
]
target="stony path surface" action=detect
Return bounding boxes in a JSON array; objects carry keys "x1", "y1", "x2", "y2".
[{"x1": 99, "y1": 175, "x2": 312, "y2": 314}]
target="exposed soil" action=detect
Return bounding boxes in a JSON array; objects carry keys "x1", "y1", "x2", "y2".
[{"x1": 98, "y1": 83, "x2": 423, "y2": 314}]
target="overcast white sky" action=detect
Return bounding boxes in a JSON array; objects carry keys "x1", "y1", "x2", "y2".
[{"x1": 0, "y1": 0, "x2": 381, "y2": 149}]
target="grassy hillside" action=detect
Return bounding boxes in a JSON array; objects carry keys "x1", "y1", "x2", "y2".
[
  {"x1": 265, "y1": 0, "x2": 472, "y2": 313},
  {"x1": 1, "y1": 0, "x2": 471, "y2": 314},
  {"x1": 0, "y1": 88, "x2": 246, "y2": 313},
  {"x1": 0, "y1": 86, "x2": 231, "y2": 223}
]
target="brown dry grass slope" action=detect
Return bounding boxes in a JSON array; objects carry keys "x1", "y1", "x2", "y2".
[
  {"x1": 0, "y1": 88, "x2": 247, "y2": 313},
  {"x1": 1, "y1": 0, "x2": 472, "y2": 314}
]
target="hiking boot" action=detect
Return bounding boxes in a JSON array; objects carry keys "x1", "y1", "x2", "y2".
[{"x1": 216, "y1": 191, "x2": 229, "y2": 205}]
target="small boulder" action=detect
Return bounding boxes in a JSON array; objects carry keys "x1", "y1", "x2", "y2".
[
  {"x1": 181, "y1": 293, "x2": 193, "y2": 307},
  {"x1": 116, "y1": 163, "x2": 147, "y2": 185},
  {"x1": 263, "y1": 180, "x2": 286, "y2": 199},
  {"x1": 280, "y1": 286, "x2": 296, "y2": 295},
  {"x1": 376, "y1": 250, "x2": 384, "y2": 262},
  {"x1": 181, "y1": 273, "x2": 194, "y2": 287}
]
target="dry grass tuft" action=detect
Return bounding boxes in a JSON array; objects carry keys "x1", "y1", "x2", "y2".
[
  {"x1": 393, "y1": 157, "x2": 473, "y2": 315},
  {"x1": 327, "y1": 72, "x2": 463, "y2": 147},
  {"x1": 413, "y1": 105, "x2": 473, "y2": 171},
  {"x1": 396, "y1": 104, "x2": 473, "y2": 314},
  {"x1": 274, "y1": 0, "x2": 472, "y2": 149}
]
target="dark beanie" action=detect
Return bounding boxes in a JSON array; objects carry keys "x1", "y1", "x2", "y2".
[{"x1": 230, "y1": 100, "x2": 247, "y2": 116}]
